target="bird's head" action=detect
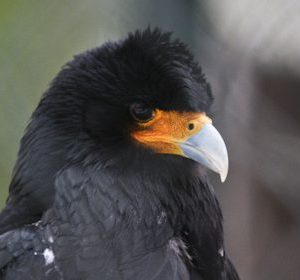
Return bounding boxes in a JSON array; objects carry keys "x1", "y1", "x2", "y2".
[{"x1": 29, "y1": 28, "x2": 228, "y2": 182}]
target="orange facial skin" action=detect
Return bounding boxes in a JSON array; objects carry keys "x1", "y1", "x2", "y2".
[{"x1": 131, "y1": 110, "x2": 212, "y2": 156}]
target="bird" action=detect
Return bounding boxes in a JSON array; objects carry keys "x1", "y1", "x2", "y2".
[{"x1": 0, "y1": 28, "x2": 239, "y2": 279}]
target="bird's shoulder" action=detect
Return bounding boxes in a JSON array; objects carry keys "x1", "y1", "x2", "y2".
[{"x1": 0, "y1": 223, "x2": 61, "y2": 280}]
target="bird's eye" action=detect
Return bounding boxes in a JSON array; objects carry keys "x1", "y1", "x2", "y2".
[
  {"x1": 188, "y1": 123, "x2": 195, "y2": 130},
  {"x1": 130, "y1": 103, "x2": 155, "y2": 123}
]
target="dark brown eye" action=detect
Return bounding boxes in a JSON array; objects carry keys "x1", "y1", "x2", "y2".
[
  {"x1": 188, "y1": 123, "x2": 195, "y2": 130},
  {"x1": 130, "y1": 103, "x2": 155, "y2": 123}
]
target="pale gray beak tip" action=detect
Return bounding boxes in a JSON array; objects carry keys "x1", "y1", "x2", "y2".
[{"x1": 220, "y1": 165, "x2": 228, "y2": 183}]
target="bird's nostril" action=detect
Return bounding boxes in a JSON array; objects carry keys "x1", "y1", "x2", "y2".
[{"x1": 188, "y1": 123, "x2": 195, "y2": 131}]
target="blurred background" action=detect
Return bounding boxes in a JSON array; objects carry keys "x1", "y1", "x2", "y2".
[{"x1": 0, "y1": 0, "x2": 300, "y2": 279}]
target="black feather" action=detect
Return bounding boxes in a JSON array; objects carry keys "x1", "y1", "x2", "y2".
[{"x1": 0, "y1": 28, "x2": 238, "y2": 279}]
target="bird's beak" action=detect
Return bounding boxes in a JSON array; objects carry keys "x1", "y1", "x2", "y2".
[
  {"x1": 131, "y1": 110, "x2": 229, "y2": 182},
  {"x1": 180, "y1": 123, "x2": 228, "y2": 182}
]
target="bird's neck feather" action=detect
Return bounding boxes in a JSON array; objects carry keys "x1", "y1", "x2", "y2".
[{"x1": 49, "y1": 163, "x2": 219, "y2": 236}]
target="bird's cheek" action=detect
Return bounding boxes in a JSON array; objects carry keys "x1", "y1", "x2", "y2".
[
  {"x1": 135, "y1": 138, "x2": 185, "y2": 156},
  {"x1": 131, "y1": 110, "x2": 209, "y2": 156}
]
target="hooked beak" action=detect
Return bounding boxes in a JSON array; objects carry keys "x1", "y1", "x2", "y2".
[
  {"x1": 131, "y1": 110, "x2": 229, "y2": 182},
  {"x1": 180, "y1": 123, "x2": 228, "y2": 182}
]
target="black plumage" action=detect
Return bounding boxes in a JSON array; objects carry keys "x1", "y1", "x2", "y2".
[{"x1": 0, "y1": 29, "x2": 239, "y2": 279}]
